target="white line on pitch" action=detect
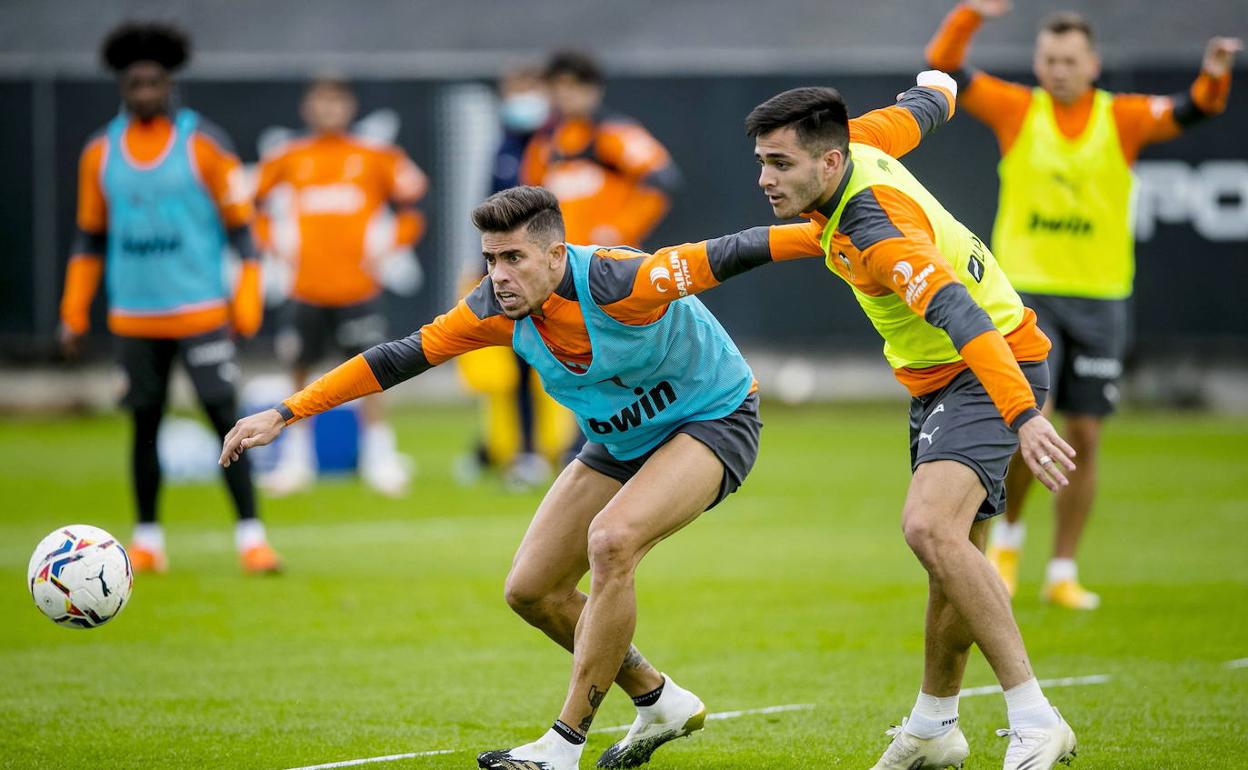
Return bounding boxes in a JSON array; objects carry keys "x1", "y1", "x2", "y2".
[
  {"x1": 1227, "y1": 658, "x2": 1248, "y2": 669},
  {"x1": 283, "y1": 748, "x2": 457, "y2": 770},
  {"x1": 595, "y1": 702, "x2": 817, "y2": 733},
  {"x1": 960, "y1": 674, "x2": 1111, "y2": 698},
  {"x1": 282, "y1": 703, "x2": 816, "y2": 770}
]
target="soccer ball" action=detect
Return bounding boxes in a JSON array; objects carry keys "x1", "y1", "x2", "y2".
[{"x1": 27, "y1": 525, "x2": 133, "y2": 629}]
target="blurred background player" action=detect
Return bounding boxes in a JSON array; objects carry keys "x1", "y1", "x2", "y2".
[
  {"x1": 926, "y1": 0, "x2": 1241, "y2": 609},
  {"x1": 253, "y1": 75, "x2": 429, "y2": 497},
  {"x1": 520, "y1": 49, "x2": 681, "y2": 248},
  {"x1": 455, "y1": 64, "x2": 576, "y2": 490},
  {"x1": 58, "y1": 22, "x2": 279, "y2": 574}
]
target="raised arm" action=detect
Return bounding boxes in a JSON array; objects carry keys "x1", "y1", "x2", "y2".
[
  {"x1": 1113, "y1": 37, "x2": 1240, "y2": 162},
  {"x1": 924, "y1": 2, "x2": 1033, "y2": 152},
  {"x1": 586, "y1": 222, "x2": 825, "y2": 325},
  {"x1": 220, "y1": 279, "x2": 512, "y2": 466},
  {"x1": 848, "y1": 71, "x2": 958, "y2": 158}
]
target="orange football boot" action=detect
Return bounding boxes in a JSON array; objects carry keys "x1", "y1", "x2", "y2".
[
  {"x1": 241, "y1": 543, "x2": 283, "y2": 574},
  {"x1": 126, "y1": 543, "x2": 168, "y2": 574}
]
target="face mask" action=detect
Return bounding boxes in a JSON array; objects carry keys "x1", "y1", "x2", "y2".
[{"x1": 500, "y1": 92, "x2": 549, "y2": 132}]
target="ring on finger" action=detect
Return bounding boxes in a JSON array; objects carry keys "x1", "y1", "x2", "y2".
[{"x1": 1039, "y1": 455, "x2": 1053, "y2": 466}]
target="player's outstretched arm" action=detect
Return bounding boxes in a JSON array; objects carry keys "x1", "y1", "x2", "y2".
[
  {"x1": 220, "y1": 409, "x2": 285, "y2": 467},
  {"x1": 850, "y1": 71, "x2": 958, "y2": 158},
  {"x1": 591, "y1": 223, "x2": 825, "y2": 322},
  {"x1": 220, "y1": 284, "x2": 512, "y2": 466},
  {"x1": 1115, "y1": 36, "x2": 1240, "y2": 155}
]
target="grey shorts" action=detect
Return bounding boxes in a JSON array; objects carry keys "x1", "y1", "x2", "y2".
[
  {"x1": 277, "y1": 299, "x2": 389, "y2": 368},
  {"x1": 1021, "y1": 292, "x2": 1128, "y2": 417},
  {"x1": 909, "y1": 362, "x2": 1050, "y2": 520},
  {"x1": 575, "y1": 394, "x2": 762, "y2": 510}
]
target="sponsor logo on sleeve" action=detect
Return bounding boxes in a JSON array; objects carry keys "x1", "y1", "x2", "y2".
[{"x1": 649, "y1": 266, "x2": 672, "y2": 293}]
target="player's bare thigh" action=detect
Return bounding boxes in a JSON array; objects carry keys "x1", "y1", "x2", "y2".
[
  {"x1": 507, "y1": 459, "x2": 623, "y2": 599},
  {"x1": 586, "y1": 434, "x2": 723, "y2": 571}
]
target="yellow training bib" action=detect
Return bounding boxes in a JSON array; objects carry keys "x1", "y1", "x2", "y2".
[{"x1": 992, "y1": 89, "x2": 1135, "y2": 299}]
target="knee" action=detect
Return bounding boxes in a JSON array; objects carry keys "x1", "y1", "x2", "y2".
[
  {"x1": 503, "y1": 573, "x2": 559, "y2": 621},
  {"x1": 586, "y1": 524, "x2": 640, "y2": 579},
  {"x1": 902, "y1": 512, "x2": 957, "y2": 571}
]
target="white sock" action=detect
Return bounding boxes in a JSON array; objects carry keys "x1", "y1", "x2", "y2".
[
  {"x1": 1046, "y1": 558, "x2": 1078, "y2": 584},
  {"x1": 536, "y1": 726, "x2": 585, "y2": 759},
  {"x1": 904, "y1": 691, "x2": 960, "y2": 738},
  {"x1": 132, "y1": 523, "x2": 165, "y2": 551},
  {"x1": 992, "y1": 519, "x2": 1026, "y2": 550},
  {"x1": 235, "y1": 519, "x2": 268, "y2": 551},
  {"x1": 1004, "y1": 678, "x2": 1060, "y2": 730},
  {"x1": 362, "y1": 422, "x2": 395, "y2": 453}
]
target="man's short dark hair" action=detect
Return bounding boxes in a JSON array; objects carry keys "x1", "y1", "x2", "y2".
[
  {"x1": 306, "y1": 73, "x2": 354, "y2": 97},
  {"x1": 745, "y1": 87, "x2": 850, "y2": 155},
  {"x1": 544, "y1": 49, "x2": 604, "y2": 85},
  {"x1": 101, "y1": 22, "x2": 191, "y2": 73},
  {"x1": 471, "y1": 186, "x2": 566, "y2": 244},
  {"x1": 1041, "y1": 11, "x2": 1095, "y2": 44}
]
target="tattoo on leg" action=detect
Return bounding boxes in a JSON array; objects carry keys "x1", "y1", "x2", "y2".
[
  {"x1": 578, "y1": 684, "x2": 608, "y2": 733},
  {"x1": 621, "y1": 646, "x2": 650, "y2": 672}
]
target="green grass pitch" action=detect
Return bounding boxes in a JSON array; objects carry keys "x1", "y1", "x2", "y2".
[{"x1": 1, "y1": 402, "x2": 1245, "y2": 769}]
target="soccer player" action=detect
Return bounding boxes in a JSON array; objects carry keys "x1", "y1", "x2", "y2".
[
  {"x1": 219, "y1": 74, "x2": 963, "y2": 770},
  {"x1": 520, "y1": 50, "x2": 681, "y2": 247},
  {"x1": 926, "y1": 0, "x2": 1241, "y2": 609},
  {"x1": 744, "y1": 74, "x2": 1079, "y2": 768},
  {"x1": 58, "y1": 23, "x2": 280, "y2": 574},
  {"x1": 253, "y1": 75, "x2": 429, "y2": 497}
]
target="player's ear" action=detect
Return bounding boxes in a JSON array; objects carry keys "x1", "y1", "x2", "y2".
[
  {"x1": 823, "y1": 147, "x2": 845, "y2": 176},
  {"x1": 549, "y1": 241, "x2": 566, "y2": 266}
]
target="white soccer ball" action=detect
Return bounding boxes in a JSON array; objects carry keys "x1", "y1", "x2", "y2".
[{"x1": 27, "y1": 525, "x2": 133, "y2": 629}]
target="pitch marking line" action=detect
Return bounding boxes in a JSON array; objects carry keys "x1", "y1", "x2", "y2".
[
  {"x1": 960, "y1": 674, "x2": 1112, "y2": 698},
  {"x1": 281, "y1": 703, "x2": 816, "y2": 770},
  {"x1": 1227, "y1": 658, "x2": 1248, "y2": 669},
  {"x1": 284, "y1": 749, "x2": 456, "y2": 770}
]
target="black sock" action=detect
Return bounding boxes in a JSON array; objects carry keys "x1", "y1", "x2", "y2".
[
  {"x1": 631, "y1": 680, "x2": 665, "y2": 707},
  {"x1": 551, "y1": 720, "x2": 586, "y2": 746}
]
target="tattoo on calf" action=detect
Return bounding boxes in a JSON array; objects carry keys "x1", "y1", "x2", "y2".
[
  {"x1": 578, "y1": 684, "x2": 608, "y2": 733},
  {"x1": 621, "y1": 646, "x2": 650, "y2": 672}
]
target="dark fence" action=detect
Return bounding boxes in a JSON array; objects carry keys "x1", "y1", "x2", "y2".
[{"x1": 2, "y1": 67, "x2": 1244, "y2": 361}]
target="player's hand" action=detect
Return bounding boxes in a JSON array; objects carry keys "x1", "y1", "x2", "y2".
[
  {"x1": 58, "y1": 323, "x2": 85, "y2": 360},
  {"x1": 902, "y1": 70, "x2": 959, "y2": 102},
  {"x1": 964, "y1": 0, "x2": 1010, "y2": 19},
  {"x1": 1017, "y1": 414, "x2": 1076, "y2": 493},
  {"x1": 220, "y1": 409, "x2": 286, "y2": 467},
  {"x1": 1202, "y1": 37, "x2": 1243, "y2": 78}
]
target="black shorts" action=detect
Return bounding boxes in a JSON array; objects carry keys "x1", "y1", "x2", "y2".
[
  {"x1": 575, "y1": 394, "x2": 762, "y2": 510},
  {"x1": 1021, "y1": 292, "x2": 1128, "y2": 417},
  {"x1": 909, "y1": 362, "x2": 1050, "y2": 520},
  {"x1": 116, "y1": 327, "x2": 240, "y2": 411},
  {"x1": 277, "y1": 299, "x2": 389, "y2": 368}
]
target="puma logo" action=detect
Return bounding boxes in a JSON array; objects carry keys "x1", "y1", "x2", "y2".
[
  {"x1": 87, "y1": 565, "x2": 111, "y2": 597},
  {"x1": 919, "y1": 426, "x2": 941, "y2": 446}
]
